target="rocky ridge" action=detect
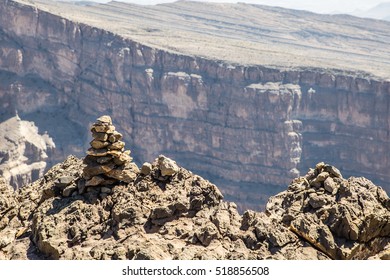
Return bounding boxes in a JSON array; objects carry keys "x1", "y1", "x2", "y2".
[{"x1": 0, "y1": 117, "x2": 389, "y2": 260}]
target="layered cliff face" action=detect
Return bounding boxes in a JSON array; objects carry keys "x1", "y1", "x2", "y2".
[
  {"x1": 0, "y1": 115, "x2": 55, "y2": 188},
  {"x1": 0, "y1": 0, "x2": 389, "y2": 209}
]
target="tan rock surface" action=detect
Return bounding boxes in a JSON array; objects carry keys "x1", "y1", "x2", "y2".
[
  {"x1": 81, "y1": 116, "x2": 134, "y2": 192},
  {"x1": 19, "y1": 0, "x2": 390, "y2": 80},
  {"x1": 0, "y1": 155, "x2": 388, "y2": 260},
  {"x1": 266, "y1": 163, "x2": 390, "y2": 259}
]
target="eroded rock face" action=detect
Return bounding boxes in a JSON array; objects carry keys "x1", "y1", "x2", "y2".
[
  {"x1": 266, "y1": 162, "x2": 390, "y2": 259},
  {"x1": 0, "y1": 178, "x2": 18, "y2": 251},
  {"x1": 1, "y1": 154, "x2": 389, "y2": 259},
  {"x1": 0, "y1": 115, "x2": 55, "y2": 189},
  {"x1": 1, "y1": 0, "x2": 389, "y2": 212}
]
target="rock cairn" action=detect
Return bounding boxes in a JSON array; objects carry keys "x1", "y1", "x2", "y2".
[{"x1": 82, "y1": 116, "x2": 138, "y2": 191}]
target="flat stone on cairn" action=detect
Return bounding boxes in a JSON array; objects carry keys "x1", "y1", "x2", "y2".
[{"x1": 83, "y1": 116, "x2": 139, "y2": 188}]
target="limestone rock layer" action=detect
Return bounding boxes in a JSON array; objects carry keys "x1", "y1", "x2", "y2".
[
  {"x1": 0, "y1": 115, "x2": 55, "y2": 189},
  {"x1": 0, "y1": 0, "x2": 389, "y2": 211}
]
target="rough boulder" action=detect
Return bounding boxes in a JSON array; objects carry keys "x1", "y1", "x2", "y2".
[{"x1": 266, "y1": 162, "x2": 390, "y2": 259}]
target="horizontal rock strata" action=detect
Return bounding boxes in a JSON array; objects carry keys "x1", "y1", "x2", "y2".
[
  {"x1": 0, "y1": 115, "x2": 55, "y2": 189},
  {"x1": 0, "y1": 0, "x2": 389, "y2": 211}
]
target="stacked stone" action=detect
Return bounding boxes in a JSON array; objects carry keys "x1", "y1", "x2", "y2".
[
  {"x1": 302, "y1": 162, "x2": 343, "y2": 209},
  {"x1": 83, "y1": 115, "x2": 134, "y2": 188}
]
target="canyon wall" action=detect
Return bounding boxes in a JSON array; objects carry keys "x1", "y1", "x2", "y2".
[
  {"x1": 0, "y1": 115, "x2": 55, "y2": 188},
  {"x1": 0, "y1": 0, "x2": 389, "y2": 209}
]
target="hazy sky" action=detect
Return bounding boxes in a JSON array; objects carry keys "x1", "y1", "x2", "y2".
[{"x1": 85, "y1": 0, "x2": 386, "y2": 14}]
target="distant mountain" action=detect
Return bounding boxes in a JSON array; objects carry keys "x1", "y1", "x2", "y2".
[{"x1": 353, "y1": 2, "x2": 390, "y2": 21}]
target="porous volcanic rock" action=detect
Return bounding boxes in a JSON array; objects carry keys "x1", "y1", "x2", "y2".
[
  {"x1": 0, "y1": 155, "x2": 389, "y2": 259},
  {"x1": 266, "y1": 162, "x2": 390, "y2": 259}
]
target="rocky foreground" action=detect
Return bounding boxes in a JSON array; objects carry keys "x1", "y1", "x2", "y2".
[{"x1": 0, "y1": 116, "x2": 389, "y2": 260}]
